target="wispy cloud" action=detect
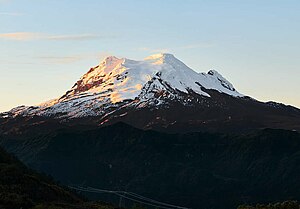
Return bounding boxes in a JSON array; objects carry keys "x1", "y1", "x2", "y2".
[
  {"x1": 0, "y1": 32, "x2": 40, "y2": 41},
  {"x1": 1, "y1": 52, "x2": 110, "y2": 66},
  {"x1": 0, "y1": 32, "x2": 107, "y2": 41},
  {"x1": 0, "y1": 12, "x2": 24, "y2": 16},
  {"x1": 45, "y1": 34, "x2": 100, "y2": 41},
  {"x1": 38, "y1": 56, "x2": 83, "y2": 64},
  {"x1": 37, "y1": 52, "x2": 110, "y2": 64}
]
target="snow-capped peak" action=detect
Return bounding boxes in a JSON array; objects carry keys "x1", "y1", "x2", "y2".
[
  {"x1": 63, "y1": 53, "x2": 242, "y2": 103},
  {"x1": 4, "y1": 53, "x2": 244, "y2": 119}
]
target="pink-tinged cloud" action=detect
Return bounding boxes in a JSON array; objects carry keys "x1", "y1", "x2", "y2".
[
  {"x1": 45, "y1": 34, "x2": 99, "y2": 40},
  {"x1": 0, "y1": 32, "x2": 41, "y2": 40},
  {"x1": 0, "y1": 32, "x2": 101, "y2": 41}
]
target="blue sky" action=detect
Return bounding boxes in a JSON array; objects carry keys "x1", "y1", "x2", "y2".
[{"x1": 0, "y1": 0, "x2": 299, "y2": 112}]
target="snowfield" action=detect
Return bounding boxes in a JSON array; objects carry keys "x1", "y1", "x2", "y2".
[{"x1": 2, "y1": 53, "x2": 244, "y2": 119}]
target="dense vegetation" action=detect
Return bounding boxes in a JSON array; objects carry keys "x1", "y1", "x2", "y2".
[
  {"x1": 0, "y1": 146, "x2": 116, "y2": 209},
  {"x1": 237, "y1": 200, "x2": 300, "y2": 209},
  {"x1": 1, "y1": 123, "x2": 300, "y2": 209}
]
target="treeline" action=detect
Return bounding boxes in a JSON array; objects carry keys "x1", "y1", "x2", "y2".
[
  {"x1": 238, "y1": 200, "x2": 300, "y2": 209},
  {"x1": 0, "y1": 145, "x2": 115, "y2": 209}
]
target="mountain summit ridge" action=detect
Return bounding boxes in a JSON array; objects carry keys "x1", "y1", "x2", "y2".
[{"x1": 2, "y1": 53, "x2": 243, "y2": 118}]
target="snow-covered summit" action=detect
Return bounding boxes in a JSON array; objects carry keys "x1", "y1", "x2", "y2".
[
  {"x1": 3, "y1": 53, "x2": 244, "y2": 119},
  {"x1": 64, "y1": 53, "x2": 242, "y2": 101}
]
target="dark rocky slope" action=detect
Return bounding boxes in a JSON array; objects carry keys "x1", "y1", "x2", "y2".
[{"x1": 1, "y1": 123, "x2": 299, "y2": 209}]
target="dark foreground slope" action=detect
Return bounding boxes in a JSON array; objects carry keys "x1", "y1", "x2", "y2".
[
  {"x1": 0, "y1": 146, "x2": 117, "y2": 209},
  {"x1": 1, "y1": 123, "x2": 300, "y2": 209}
]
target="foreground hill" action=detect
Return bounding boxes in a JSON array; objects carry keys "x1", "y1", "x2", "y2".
[
  {"x1": 0, "y1": 146, "x2": 117, "y2": 209},
  {"x1": 1, "y1": 123, "x2": 299, "y2": 209}
]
